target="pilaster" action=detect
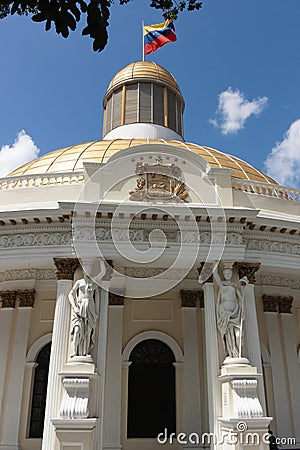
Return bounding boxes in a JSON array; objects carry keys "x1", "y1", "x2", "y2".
[
  {"x1": 103, "y1": 292, "x2": 125, "y2": 450},
  {"x1": 180, "y1": 290, "x2": 203, "y2": 448},
  {"x1": 263, "y1": 295, "x2": 293, "y2": 438},
  {"x1": 0, "y1": 290, "x2": 35, "y2": 450},
  {"x1": 279, "y1": 300, "x2": 300, "y2": 443},
  {"x1": 201, "y1": 280, "x2": 221, "y2": 440}
]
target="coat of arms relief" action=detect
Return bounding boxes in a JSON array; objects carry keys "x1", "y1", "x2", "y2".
[{"x1": 129, "y1": 157, "x2": 189, "y2": 202}]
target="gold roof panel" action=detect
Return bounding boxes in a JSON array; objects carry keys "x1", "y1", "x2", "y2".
[{"x1": 8, "y1": 139, "x2": 277, "y2": 184}]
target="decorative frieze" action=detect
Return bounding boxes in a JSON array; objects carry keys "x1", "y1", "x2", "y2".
[
  {"x1": 114, "y1": 266, "x2": 199, "y2": 280},
  {"x1": 0, "y1": 290, "x2": 17, "y2": 308},
  {"x1": 180, "y1": 290, "x2": 204, "y2": 308},
  {"x1": 0, "y1": 231, "x2": 72, "y2": 248},
  {"x1": 256, "y1": 274, "x2": 300, "y2": 290},
  {"x1": 262, "y1": 294, "x2": 293, "y2": 314},
  {"x1": 246, "y1": 239, "x2": 300, "y2": 256},
  {"x1": 108, "y1": 292, "x2": 125, "y2": 306},
  {"x1": 0, "y1": 268, "x2": 57, "y2": 283},
  {"x1": 53, "y1": 258, "x2": 79, "y2": 281},
  {"x1": 236, "y1": 262, "x2": 261, "y2": 284},
  {"x1": 17, "y1": 289, "x2": 36, "y2": 308}
]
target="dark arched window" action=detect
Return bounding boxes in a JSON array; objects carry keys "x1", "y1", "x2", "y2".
[
  {"x1": 29, "y1": 342, "x2": 51, "y2": 438},
  {"x1": 127, "y1": 339, "x2": 176, "y2": 438}
]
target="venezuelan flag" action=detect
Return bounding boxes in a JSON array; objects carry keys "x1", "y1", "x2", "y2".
[{"x1": 144, "y1": 20, "x2": 176, "y2": 55}]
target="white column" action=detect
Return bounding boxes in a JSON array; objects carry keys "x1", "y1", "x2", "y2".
[
  {"x1": 243, "y1": 284, "x2": 266, "y2": 413},
  {"x1": 281, "y1": 312, "x2": 300, "y2": 442},
  {"x1": 0, "y1": 306, "x2": 32, "y2": 450},
  {"x1": 42, "y1": 258, "x2": 78, "y2": 450},
  {"x1": 0, "y1": 308, "x2": 14, "y2": 428},
  {"x1": 202, "y1": 282, "x2": 221, "y2": 438},
  {"x1": 265, "y1": 311, "x2": 292, "y2": 438},
  {"x1": 182, "y1": 305, "x2": 202, "y2": 447},
  {"x1": 93, "y1": 283, "x2": 110, "y2": 450},
  {"x1": 103, "y1": 296, "x2": 124, "y2": 450}
]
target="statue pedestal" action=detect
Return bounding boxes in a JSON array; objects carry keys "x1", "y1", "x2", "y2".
[
  {"x1": 217, "y1": 360, "x2": 272, "y2": 450},
  {"x1": 52, "y1": 418, "x2": 97, "y2": 450}
]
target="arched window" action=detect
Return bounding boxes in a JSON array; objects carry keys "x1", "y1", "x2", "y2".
[
  {"x1": 29, "y1": 342, "x2": 51, "y2": 438},
  {"x1": 127, "y1": 339, "x2": 176, "y2": 438}
]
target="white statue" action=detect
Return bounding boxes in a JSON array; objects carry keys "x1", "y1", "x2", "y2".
[
  {"x1": 213, "y1": 265, "x2": 248, "y2": 359},
  {"x1": 68, "y1": 274, "x2": 99, "y2": 357}
]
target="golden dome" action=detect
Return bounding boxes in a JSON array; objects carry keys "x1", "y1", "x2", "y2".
[
  {"x1": 8, "y1": 139, "x2": 277, "y2": 184},
  {"x1": 105, "y1": 61, "x2": 181, "y2": 97}
]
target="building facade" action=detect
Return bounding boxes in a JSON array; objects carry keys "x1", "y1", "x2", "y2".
[{"x1": 0, "y1": 62, "x2": 299, "y2": 450}]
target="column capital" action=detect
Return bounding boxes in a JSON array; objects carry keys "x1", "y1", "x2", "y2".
[
  {"x1": 103, "y1": 259, "x2": 114, "y2": 281},
  {"x1": 198, "y1": 261, "x2": 214, "y2": 283},
  {"x1": 236, "y1": 262, "x2": 261, "y2": 284},
  {"x1": 17, "y1": 289, "x2": 36, "y2": 308},
  {"x1": 278, "y1": 296, "x2": 293, "y2": 314},
  {"x1": 180, "y1": 290, "x2": 204, "y2": 308},
  {"x1": 0, "y1": 290, "x2": 17, "y2": 308},
  {"x1": 262, "y1": 294, "x2": 293, "y2": 313},
  {"x1": 108, "y1": 292, "x2": 125, "y2": 306},
  {"x1": 53, "y1": 258, "x2": 80, "y2": 280}
]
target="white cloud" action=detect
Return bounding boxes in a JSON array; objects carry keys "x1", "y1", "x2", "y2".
[
  {"x1": 264, "y1": 119, "x2": 300, "y2": 186},
  {"x1": 0, "y1": 131, "x2": 40, "y2": 177},
  {"x1": 210, "y1": 88, "x2": 268, "y2": 135}
]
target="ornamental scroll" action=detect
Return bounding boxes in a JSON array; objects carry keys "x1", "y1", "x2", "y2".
[{"x1": 129, "y1": 158, "x2": 188, "y2": 202}]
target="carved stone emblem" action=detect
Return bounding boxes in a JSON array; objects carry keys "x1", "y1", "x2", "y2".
[{"x1": 129, "y1": 157, "x2": 188, "y2": 202}]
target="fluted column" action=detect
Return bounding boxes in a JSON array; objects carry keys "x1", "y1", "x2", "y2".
[
  {"x1": 103, "y1": 292, "x2": 124, "y2": 450},
  {"x1": 42, "y1": 258, "x2": 79, "y2": 450},
  {"x1": 180, "y1": 290, "x2": 202, "y2": 448},
  {"x1": 236, "y1": 263, "x2": 266, "y2": 413},
  {"x1": 0, "y1": 290, "x2": 35, "y2": 450}
]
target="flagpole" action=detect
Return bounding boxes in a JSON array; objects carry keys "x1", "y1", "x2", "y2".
[{"x1": 142, "y1": 20, "x2": 145, "y2": 61}]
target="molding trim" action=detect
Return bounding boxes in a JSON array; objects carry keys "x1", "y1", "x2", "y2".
[
  {"x1": 26, "y1": 332, "x2": 52, "y2": 363},
  {"x1": 122, "y1": 331, "x2": 183, "y2": 363}
]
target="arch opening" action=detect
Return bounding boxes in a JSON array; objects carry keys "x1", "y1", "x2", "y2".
[{"x1": 127, "y1": 339, "x2": 176, "y2": 438}]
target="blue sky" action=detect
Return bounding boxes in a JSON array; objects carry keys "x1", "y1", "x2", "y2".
[{"x1": 0, "y1": 0, "x2": 300, "y2": 185}]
